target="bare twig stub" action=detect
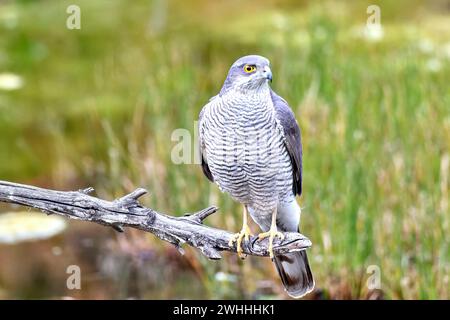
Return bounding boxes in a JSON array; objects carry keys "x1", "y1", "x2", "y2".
[{"x1": 0, "y1": 180, "x2": 311, "y2": 259}]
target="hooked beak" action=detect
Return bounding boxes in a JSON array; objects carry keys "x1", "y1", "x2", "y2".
[{"x1": 263, "y1": 65, "x2": 273, "y2": 82}]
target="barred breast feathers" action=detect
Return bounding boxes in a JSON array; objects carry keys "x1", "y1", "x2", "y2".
[{"x1": 199, "y1": 89, "x2": 295, "y2": 211}]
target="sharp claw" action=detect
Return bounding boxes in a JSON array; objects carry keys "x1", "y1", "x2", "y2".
[
  {"x1": 257, "y1": 230, "x2": 284, "y2": 259},
  {"x1": 229, "y1": 227, "x2": 253, "y2": 259}
]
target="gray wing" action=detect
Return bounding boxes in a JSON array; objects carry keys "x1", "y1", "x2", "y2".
[
  {"x1": 271, "y1": 90, "x2": 303, "y2": 196},
  {"x1": 198, "y1": 101, "x2": 214, "y2": 182}
]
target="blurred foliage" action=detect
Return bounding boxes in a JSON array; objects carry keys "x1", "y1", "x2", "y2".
[{"x1": 0, "y1": 0, "x2": 449, "y2": 299}]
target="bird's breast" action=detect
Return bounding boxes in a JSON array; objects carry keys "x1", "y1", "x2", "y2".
[{"x1": 201, "y1": 94, "x2": 293, "y2": 208}]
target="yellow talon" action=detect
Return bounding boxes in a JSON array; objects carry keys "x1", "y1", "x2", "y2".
[
  {"x1": 229, "y1": 225, "x2": 252, "y2": 258},
  {"x1": 257, "y1": 208, "x2": 284, "y2": 259},
  {"x1": 229, "y1": 206, "x2": 253, "y2": 259},
  {"x1": 258, "y1": 229, "x2": 284, "y2": 259}
]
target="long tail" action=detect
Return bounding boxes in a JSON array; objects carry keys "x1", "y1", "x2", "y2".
[
  {"x1": 248, "y1": 202, "x2": 314, "y2": 298},
  {"x1": 273, "y1": 250, "x2": 314, "y2": 298}
]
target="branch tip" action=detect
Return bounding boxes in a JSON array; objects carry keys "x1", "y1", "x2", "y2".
[
  {"x1": 114, "y1": 188, "x2": 148, "y2": 207},
  {"x1": 187, "y1": 206, "x2": 219, "y2": 223},
  {"x1": 79, "y1": 187, "x2": 94, "y2": 194}
]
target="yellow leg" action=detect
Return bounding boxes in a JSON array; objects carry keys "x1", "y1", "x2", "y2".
[
  {"x1": 257, "y1": 208, "x2": 284, "y2": 259},
  {"x1": 229, "y1": 206, "x2": 253, "y2": 258}
]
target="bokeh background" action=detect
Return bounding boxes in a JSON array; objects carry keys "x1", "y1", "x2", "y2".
[{"x1": 0, "y1": 0, "x2": 449, "y2": 299}]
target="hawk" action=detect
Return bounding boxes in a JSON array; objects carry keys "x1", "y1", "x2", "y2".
[{"x1": 198, "y1": 55, "x2": 314, "y2": 298}]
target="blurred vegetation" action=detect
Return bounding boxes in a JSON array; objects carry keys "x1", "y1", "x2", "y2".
[{"x1": 0, "y1": 0, "x2": 449, "y2": 299}]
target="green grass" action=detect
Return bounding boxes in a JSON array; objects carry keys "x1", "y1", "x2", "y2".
[{"x1": 0, "y1": 0, "x2": 448, "y2": 299}]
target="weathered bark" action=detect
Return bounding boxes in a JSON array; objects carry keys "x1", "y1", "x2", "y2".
[{"x1": 0, "y1": 180, "x2": 311, "y2": 259}]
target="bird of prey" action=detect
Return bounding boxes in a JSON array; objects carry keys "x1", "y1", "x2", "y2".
[{"x1": 198, "y1": 55, "x2": 314, "y2": 298}]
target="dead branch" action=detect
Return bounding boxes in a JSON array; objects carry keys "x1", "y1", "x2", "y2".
[{"x1": 0, "y1": 180, "x2": 311, "y2": 259}]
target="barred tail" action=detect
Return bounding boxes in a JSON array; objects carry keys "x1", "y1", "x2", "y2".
[{"x1": 273, "y1": 250, "x2": 314, "y2": 298}]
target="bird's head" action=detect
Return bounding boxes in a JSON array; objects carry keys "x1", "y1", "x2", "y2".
[{"x1": 220, "y1": 55, "x2": 272, "y2": 95}]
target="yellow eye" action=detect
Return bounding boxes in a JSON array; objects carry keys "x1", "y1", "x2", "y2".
[{"x1": 243, "y1": 64, "x2": 256, "y2": 73}]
